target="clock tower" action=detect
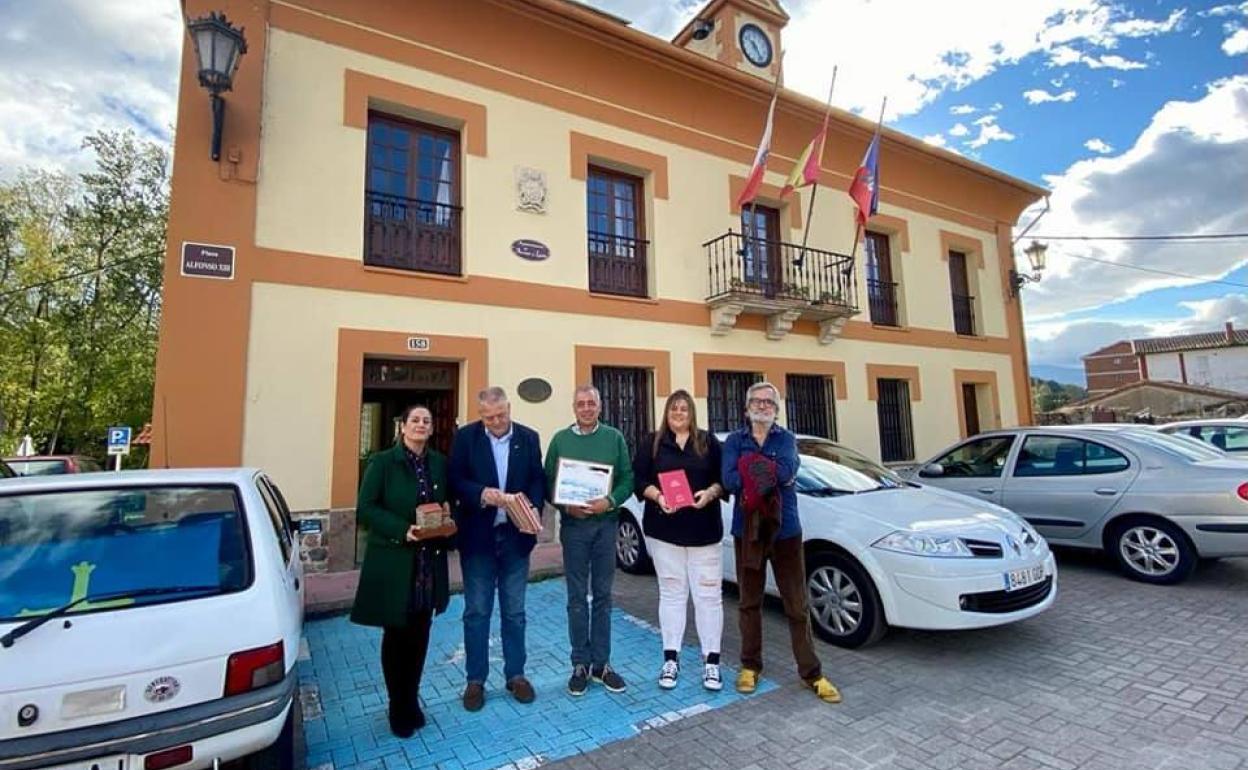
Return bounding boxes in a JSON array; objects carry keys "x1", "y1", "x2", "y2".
[{"x1": 672, "y1": 0, "x2": 788, "y2": 83}]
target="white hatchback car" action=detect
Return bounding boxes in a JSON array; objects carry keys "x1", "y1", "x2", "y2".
[
  {"x1": 0, "y1": 469, "x2": 303, "y2": 770},
  {"x1": 618, "y1": 436, "x2": 1056, "y2": 648}
]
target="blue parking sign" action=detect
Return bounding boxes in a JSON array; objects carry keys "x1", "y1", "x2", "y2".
[{"x1": 107, "y1": 426, "x2": 132, "y2": 456}]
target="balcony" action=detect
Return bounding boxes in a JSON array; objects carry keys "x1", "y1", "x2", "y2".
[
  {"x1": 867, "y1": 278, "x2": 899, "y2": 327},
  {"x1": 952, "y1": 292, "x2": 976, "y2": 336},
  {"x1": 364, "y1": 192, "x2": 461, "y2": 276},
  {"x1": 588, "y1": 231, "x2": 649, "y2": 298},
  {"x1": 705, "y1": 230, "x2": 859, "y2": 343}
]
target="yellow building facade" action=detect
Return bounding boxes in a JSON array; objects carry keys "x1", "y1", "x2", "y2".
[{"x1": 154, "y1": 0, "x2": 1046, "y2": 522}]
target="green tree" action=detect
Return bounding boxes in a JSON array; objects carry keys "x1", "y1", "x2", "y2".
[
  {"x1": 0, "y1": 130, "x2": 168, "y2": 465},
  {"x1": 1031, "y1": 377, "x2": 1088, "y2": 414}
]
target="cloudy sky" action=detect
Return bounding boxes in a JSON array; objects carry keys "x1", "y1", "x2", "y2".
[{"x1": 1, "y1": 0, "x2": 1245, "y2": 385}]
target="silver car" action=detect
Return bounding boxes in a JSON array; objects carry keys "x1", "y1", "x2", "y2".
[
  {"x1": 1159, "y1": 419, "x2": 1248, "y2": 456},
  {"x1": 910, "y1": 427, "x2": 1248, "y2": 584}
]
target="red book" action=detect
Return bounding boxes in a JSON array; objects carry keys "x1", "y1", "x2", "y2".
[{"x1": 657, "y1": 470, "x2": 695, "y2": 509}]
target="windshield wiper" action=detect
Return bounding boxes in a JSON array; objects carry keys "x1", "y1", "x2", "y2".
[
  {"x1": 856, "y1": 485, "x2": 902, "y2": 493},
  {"x1": 802, "y1": 486, "x2": 854, "y2": 497},
  {"x1": 1, "y1": 585, "x2": 221, "y2": 649}
]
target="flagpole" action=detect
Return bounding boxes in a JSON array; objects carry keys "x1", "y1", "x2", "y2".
[
  {"x1": 792, "y1": 67, "x2": 837, "y2": 270},
  {"x1": 741, "y1": 52, "x2": 787, "y2": 285}
]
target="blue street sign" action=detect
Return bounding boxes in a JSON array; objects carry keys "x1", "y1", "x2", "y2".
[{"x1": 107, "y1": 426, "x2": 132, "y2": 456}]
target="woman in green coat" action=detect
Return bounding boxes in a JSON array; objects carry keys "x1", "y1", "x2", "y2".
[{"x1": 351, "y1": 405, "x2": 457, "y2": 738}]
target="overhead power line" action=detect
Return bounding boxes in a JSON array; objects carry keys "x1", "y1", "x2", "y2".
[
  {"x1": 1030, "y1": 232, "x2": 1248, "y2": 242},
  {"x1": 1059, "y1": 252, "x2": 1248, "y2": 289},
  {"x1": 0, "y1": 254, "x2": 152, "y2": 299}
]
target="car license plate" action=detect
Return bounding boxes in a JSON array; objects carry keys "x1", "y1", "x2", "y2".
[
  {"x1": 1004, "y1": 565, "x2": 1045, "y2": 592},
  {"x1": 49, "y1": 757, "x2": 127, "y2": 770}
]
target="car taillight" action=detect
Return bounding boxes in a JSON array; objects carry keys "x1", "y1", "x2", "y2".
[
  {"x1": 224, "y1": 641, "x2": 285, "y2": 696},
  {"x1": 1238, "y1": 483, "x2": 1248, "y2": 501},
  {"x1": 145, "y1": 746, "x2": 193, "y2": 770}
]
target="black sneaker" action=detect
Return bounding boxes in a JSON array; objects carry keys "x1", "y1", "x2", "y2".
[
  {"x1": 568, "y1": 664, "x2": 590, "y2": 696},
  {"x1": 592, "y1": 664, "x2": 627, "y2": 693}
]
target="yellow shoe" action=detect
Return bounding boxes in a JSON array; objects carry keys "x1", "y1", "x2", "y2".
[
  {"x1": 735, "y1": 668, "x2": 760, "y2": 694},
  {"x1": 809, "y1": 676, "x2": 842, "y2": 704}
]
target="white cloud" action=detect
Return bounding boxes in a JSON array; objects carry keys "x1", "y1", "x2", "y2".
[
  {"x1": 770, "y1": 0, "x2": 1184, "y2": 120},
  {"x1": 1024, "y1": 88, "x2": 1079, "y2": 104},
  {"x1": 1084, "y1": 138, "x2": 1113, "y2": 153},
  {"x1": 922, "y1": 134, "x2": 948, "y2": 148},
  {"x1": 949, "y1": 122, "x2": 970, "y2": 136},
  {"x1": 1090, "y1": 54, "x2": 1149, "y2": 70},
  {"x1": 1111, "y1": 77, "x2": 1126, "y2": 88},
  {"x1": 950, "y1": 104, "x2": 978, "y2": 115},
  {"x1": 1046, "y1": 45, "x2": 1149, "y2": 70},
  {"x1": 1200, "y1": 4, "x2": 1247, "y2": 18},
  {"x1": 966, "y1": 114, "x2": 1016, "y2": 148},
  {"x1": 1224, "y1": 29, "x2": 1248, "y2": 55},
  {"x1": 1017, "y1": 76, "x2": 1248, "y2": 322},
  {"x1": 1026, "y1": 294, "x2": 1248, "y2": 371},
  {"x1": 0, "y1": 0, "x2": 181, "y2": 177},
  {"x1": 990, "y1": 102, "x2": 1004, "y2": 111},
  {"x1": 1027, "y1": 320, "x2": 1155, "y2": 369},
  {"x1": 1109, "y1": 9, "x2": 1186, "y2": 38},
  {"x1": 0, "y1": 0, "x2": 1196, "y2": 175}
]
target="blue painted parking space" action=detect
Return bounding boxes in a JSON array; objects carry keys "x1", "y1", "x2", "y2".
[{"x1": 298, "y1": 578, "x2": 775, "y2": 770}]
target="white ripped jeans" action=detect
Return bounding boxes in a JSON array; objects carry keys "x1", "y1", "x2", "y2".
[{"x1": 646, "y1": 538, "x2": 723, "y2": 657}]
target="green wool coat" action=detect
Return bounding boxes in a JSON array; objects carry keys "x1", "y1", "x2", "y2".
[{"x1": 350, "y1": 443, "x2": 454, "y2": 628}]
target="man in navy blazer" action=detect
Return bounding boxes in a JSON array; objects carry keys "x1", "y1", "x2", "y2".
[{"x1": 449, "y1": 386, "x2": 546, "y2": 711}]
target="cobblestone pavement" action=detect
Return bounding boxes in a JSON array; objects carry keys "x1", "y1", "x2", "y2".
[
  {"x1": 548, "y1": 551, "x2": 1248, "y2": 770},
  {"x1": 298, "y1": 551, "x2": 1247, "y2": 770}
]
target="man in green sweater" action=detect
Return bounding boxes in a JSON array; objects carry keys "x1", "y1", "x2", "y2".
[{"x1": 545, "y1": 384, "x2": 634, "y2": 696}]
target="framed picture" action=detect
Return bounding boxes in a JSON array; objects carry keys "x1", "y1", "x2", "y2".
[{"x1": 553, "y1": 458, "x2": 614, "y2": 507}]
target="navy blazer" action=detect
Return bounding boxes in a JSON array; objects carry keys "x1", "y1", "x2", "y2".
[{"x1": 449, "y1": 420, "x2": 546, "y2": 556}]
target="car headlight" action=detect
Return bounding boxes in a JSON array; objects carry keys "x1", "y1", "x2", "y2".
[{"x1": 872, "y1": 531, "x2": 974, "y2": 558}]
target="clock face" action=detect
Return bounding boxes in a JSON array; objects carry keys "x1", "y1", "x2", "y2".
[{"x1": 739, "y1": 24, "x2": 773, "y2": 67}]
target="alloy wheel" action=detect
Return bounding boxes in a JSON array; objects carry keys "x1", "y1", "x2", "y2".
[
  {"x1": 807, "y1": 565, "x2": 864, "y2": 636},
  {"x1": 616, "y1": 519, "x2": 641, "y2": 568},
  {"x1": 1120, "y1": 525, "x2": 1180, "y2": 576}
]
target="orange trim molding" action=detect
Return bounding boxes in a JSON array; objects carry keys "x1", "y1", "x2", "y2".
[
  {"x1": 939, "y1": 229, "x2": 986, "y2": 269},
  {"x1": 692, "y1": 354, "x2": 848, "y2": 399},
  {"x1": 344, "y1": 70, "x2": 488, "y2": 157},
  {"x1": 245, "y1": 244, "x2": 1018, "y2": 355},
  {"x1": 728, "y1": 175, "x2": 803, "y2": 229},
  {"x1": 570, "y1": 132, "x2": 669, "y2": 199},
  {"x1": 865, "y1": 213, "x2": 911, "y2": 253},
  {"x1": 996, "y1": 223, "x2": 1034, "y2": 425},
  {"x1": 271, "y1": 2, "x2": 1041, "y2": 230},
  {"x1": 575, "y1": 346, "x2": 672, "y2": 397},
  {"x1": 953, "y1": 368, "x2": 1002, "y2": 438},
  {"x1": 332, "y1": 329, "x2": 488, "y2": 508},
  {"x1": 866, "y1": 364, "x2": 923, "y2": 401}
]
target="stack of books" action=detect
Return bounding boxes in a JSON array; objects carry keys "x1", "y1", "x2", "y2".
[{"x1": 504, "y1": 493, "x2": 543, "y2": 534}]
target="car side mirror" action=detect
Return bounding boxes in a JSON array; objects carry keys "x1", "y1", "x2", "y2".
[{"x1": 918, "y1": 463, "x2": 945, "y2": 478}]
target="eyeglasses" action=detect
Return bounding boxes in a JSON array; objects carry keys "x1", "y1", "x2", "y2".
[{"x1": 747, "y1": 398, "x2": 777, "y2": 408}]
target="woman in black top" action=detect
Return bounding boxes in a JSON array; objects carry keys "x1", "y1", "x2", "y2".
[{"x1": 632, "y1": 389, "x2": 724, "y2": 691}]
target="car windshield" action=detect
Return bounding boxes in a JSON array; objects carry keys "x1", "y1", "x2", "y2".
[
  {"x1": 796, "y1": 440, "x2": 906, "y2": 494},
  {"x1": 0, "y1": 462, "x2": 13, "y2": 479},
  {"x1": 8, "y1": 460, "x2": 68, "y2": 476},
  {"x1": 0, "y1": 485, "x2": 252, "y2": 622},
  {"x1": 1119, "y1": 430, "x2": 1225, "y2": 462}
]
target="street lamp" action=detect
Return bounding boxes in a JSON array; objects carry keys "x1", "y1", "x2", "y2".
[
  {"x1": 186, "y1": 11, "x2": 248, "y2": 161},
  {"x1": 1011, "y1": 240, "x2": 1047, "y2": 296}
]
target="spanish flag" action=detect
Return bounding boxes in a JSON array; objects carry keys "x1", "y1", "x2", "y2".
[{"x1": 780, "y1": 119, "x2": 828, "y2": 199}]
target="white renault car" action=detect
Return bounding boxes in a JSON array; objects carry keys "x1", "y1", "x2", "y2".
[
  {"x1": 0, "y1": 469, "x2": 303, "y2": 770},
  {"x1": 618, "y1": 436, "x2": 1056, "y2": 648}
]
